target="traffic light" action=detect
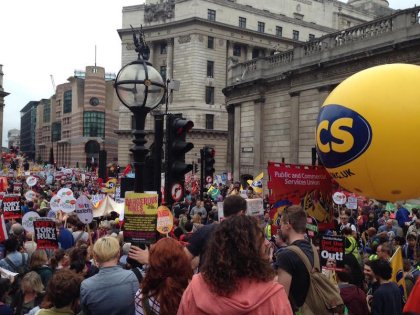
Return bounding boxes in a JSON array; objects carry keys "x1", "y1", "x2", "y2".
[
  {"x1": 165, "y1": 114, "x2": 194, "y2": 205},
  {"x1": 203, "y1": 146, "x2": 215, "y2": 184}
]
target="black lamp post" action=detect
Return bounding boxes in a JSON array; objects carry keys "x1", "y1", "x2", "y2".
[{"x1": 115, "y1": 25, "x2": 165, "y2": 193}]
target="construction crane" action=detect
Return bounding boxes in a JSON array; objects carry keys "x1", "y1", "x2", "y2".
[{"x1": 50, "y1": 74, "x2": 56, "y2": 93}]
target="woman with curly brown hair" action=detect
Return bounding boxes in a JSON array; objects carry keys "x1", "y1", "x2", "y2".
[
  {"x1": 34, "y1": 269, "x2": 84, "y2": 315},
  {"x1": 136, "y1": 237, "x2": 193, "y2": 315},
  {"x1": 177, "y1": 215, "x2": 293, "y2": 315}
]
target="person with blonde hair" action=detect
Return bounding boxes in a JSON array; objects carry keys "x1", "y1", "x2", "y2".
[
  {"x1": 30, "y1": 249, "x2": 53, "y2": 287},
  {"x1": 11, "y1": 271, "x2": 45, "y2": 315},
  {"x1": 80, "y1": 236, "x2": 139, "y2": 315}
]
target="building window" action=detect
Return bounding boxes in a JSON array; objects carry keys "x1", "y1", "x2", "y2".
[
  {"x1": 239, "y1": 17, "x2": 246, "y2": 28},
  {"x1": 276, "y1": 26, "x2": 283, "y2": 37},
  {"x1": 252, "y1": 48, "x2": 260, "y2": 59},
  {"x1": 206, "y1": 114, "x2": 214, "y2": 130},
  {"x1": 233, "y1": 44, "x2": 241, "y2": 57},
  {"x1": 293, "y1": 30, "x2": 300, "y2": 40},
  {"x1": 309, "y1": 34, "x2": 315, "y2": 41},
  {"x1": 83, "y1": 111, "x2": 105, "y2": 138},
  {"x1": 51, "y1": 122, "x2": 61, "y2": 142},
  {"x1": 208, "y1": 36, "x2": 214, "y2": 49},
  {"x1": 43, "y1": 101, "x2": 51, "y2": 123},
  {"x1": 160, "y1": 66, "x2": 167, "y2": 81},
  {"x1": 160, "y1": 42, "x2": 167, "y2": 54},
  {"x1": 208, "y1": 9, "x2": 216, "y2": 21},
  {"x1": 63, "y1": 90, "x2": 72, "y2": 113},
  {"x1": 207, "y1": 61, "x2": 214, "y2": 78},
  {"x1": 205, "y1": 86, "x2": 214, "y2": 105},
  {"x1": 258, "y1": 21, "x2": 265, "y2": 33}
]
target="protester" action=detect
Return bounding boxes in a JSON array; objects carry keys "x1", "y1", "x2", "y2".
[
  {"x1": 367, "y1": 259, "x2": 403, "y2": 315},
  {"x1": 0, "y1": 278, "x2": 13, "y2": 315},
  {"x1": 0, "y1": 238, "x2": 28, "y2": 273},
  {"x1": 336, "y1": 267, "x2": 369, "y2": 315},
  {"x1": 11, "y1": 271, "x2": 45, "y2": 315},
  {"x1": 34, "y1": 269, "x2": 83, "y2": 315},
  {"x1": 30, "y1": 249, "x2": 53, "y2": 288},
  {"x1": 135, "y1": 238, "x2": 192, "y2": 315},
  {"x1": 275, "y1": 205, "x2": 316, "y2": 311},
  {"x1": 80, "y1": 236, "x2": 139, "y2": 315},
  {"x1": 178, "y1": 215, "x2": 293, "y2": 315}
]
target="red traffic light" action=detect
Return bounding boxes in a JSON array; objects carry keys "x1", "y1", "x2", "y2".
[{"x1": 173, "y1": 118, "x2": 194, "y2": 135}]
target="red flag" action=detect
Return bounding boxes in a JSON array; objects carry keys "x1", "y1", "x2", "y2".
[
  {"x1": 0, "y1": 215, "x2": 8, "y2": 242},
  {"x1": 123, "y1": 164, "x2": 132, "y2": 176}
]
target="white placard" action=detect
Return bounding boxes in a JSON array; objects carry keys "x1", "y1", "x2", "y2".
[
  {"x1": 333, "y1": 192, "x2": 347, "y2": 205},
  {"x1": 26, "y1": 176, "x2": 37, "y2": 187},
  {"x1": 50, "y1": 195, "x2": 61, "y2": 212},
  {"x1": 59, "y1": 195, "x2": 76, "y2": 213},
  {"x1": 22, "y1": 211, "x2": 40, "y2": 233},
  {"x1": 246, "y1": 198, "x2": 264, "y2": 216},
  {"x1": 24, "y1": 190, "x2": 37, "y2": 201},
  {"x1": 57, "y1": 188, "x2": 74, "y2": 199},
  {"x1": 217, "y1": 202, "x2": 224, "y2": 221},
  {"x1": 75, "y1": 195, "x2": 93, "y2": 224},
  {"x1": 346, "y1": 196, "x2": 358, "y2": 210}
]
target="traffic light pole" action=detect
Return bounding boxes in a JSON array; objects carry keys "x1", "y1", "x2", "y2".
[
  {"x1": 200, "y1": 148, "x2": 204, "y2": 200},
  {"x1": 131, "y1": 106, "x2": 151, "y2": 193}
]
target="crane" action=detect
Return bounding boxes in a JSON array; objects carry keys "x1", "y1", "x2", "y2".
[{"x1": 50, "y1": 74, "x2": 56, "y2": 93}]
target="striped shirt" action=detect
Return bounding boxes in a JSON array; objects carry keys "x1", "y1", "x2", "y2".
[{"x1": 135, "y1": 289, "x2": 160, "y2": 315}]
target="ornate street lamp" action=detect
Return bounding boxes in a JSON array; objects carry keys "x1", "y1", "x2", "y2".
[{"x1": 115, "y1": 25, "x2": 165, "y2": 193}]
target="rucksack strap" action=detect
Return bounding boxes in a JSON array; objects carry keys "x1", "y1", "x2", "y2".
[
  {"x1": 288, "y1": 243, "x2": 320, "y2": 273},
  {"x1": 74, "y1": 231, "x2": 85, "y2": 243},
  {"x1": 4, "y1": 256, "x2": 18, "y2": 272}
]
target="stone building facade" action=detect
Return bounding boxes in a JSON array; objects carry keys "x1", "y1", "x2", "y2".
[
  {"x1": 223, "y1": 6, "x2": 420, "y2": 182},
  {"x1": 117, "y1": 0, "x2": 383, "y2": 174},
  {"x1": 35, "y1": 66, "x2": 119, "y2": 167}
]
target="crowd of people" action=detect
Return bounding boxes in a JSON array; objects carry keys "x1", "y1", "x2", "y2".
[{"x1": 0, "y1": 160, "x2": 419, "y2": 315}]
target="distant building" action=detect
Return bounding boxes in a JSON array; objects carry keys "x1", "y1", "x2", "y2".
[
  {"x1": 0, "y1": 65, "x2": 9, "y2": 151},
  {"x1": 35, "y1": 66, "x2": 119, "y2": 167},
  {"x1": 20, "y1": 101, "x2": 38, "y2": 160},
  {"x1": 118, "y1": 0, "x2": 392, "y2": 174},
  {"x1": 7, "y1": 128, "x2": 20, "y2": 149}
]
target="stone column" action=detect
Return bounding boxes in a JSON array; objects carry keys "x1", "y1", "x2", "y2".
[
  {"x1": 166, "y1": 38, "x2": 174, "y2": 80},
  {"x1": 247, "y1": 45, "x2": 254, "y2": 60},
  {"x1": 290, "y1": 92, "x2": 300, "y2": 164},
  {"x1": 253, "y1": 99, "x2": 264, "y2": 175},
  {"x1": 148, "y1": 42, "x2": 154, "y2": 65},
  {"x1": 233, "y1": 104, "x2": 241, "y2": 181}
]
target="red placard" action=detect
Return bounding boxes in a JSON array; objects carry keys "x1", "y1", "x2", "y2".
[
  {"x1": 268, "y1": 162, "x2": 334, "y2": 231},
  {"x1": 2, "y1": 194, "x2": 21, "y2": 220},
  {"x1": 33, "y1": 218, "x2": 58, "y2": 249}
]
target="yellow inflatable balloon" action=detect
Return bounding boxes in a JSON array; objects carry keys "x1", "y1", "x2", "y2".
[{"x1": 316, "y1": 64, "x2": 420, "y2": 201}]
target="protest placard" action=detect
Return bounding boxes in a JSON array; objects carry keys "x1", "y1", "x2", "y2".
[
  {"x1": 320, "y1": 235, "x2": 345, "y2": 269},
  {"x1": 123, "y1": 192, "x2": 158, "y2": 245},
  {"x1": 2, "y1": 194, "x2": 21, "y2": 219},
  {"x1": 22, "y1": 211, "x2": 40, "y2": 233},
  {"x1": 217, "y1": 202, "x2": 224, "y2": 221},
  {"x1": 75, "y1": 195, "x2": 93, "y2": 224},
  {"x1": 246, "y1": 198, "x2": 264, "y2": 217},
  {"x1": 26, "y1": 176, "x2": 38, "y2": 187},
  {"x1": 156, "y1": 206, "x2": 173, "y2": 234},
  {"x1": 50, "y1": 195, "x2": 61, "y2": 212},
  {"x1": 24, "y1": 190, "x2": 37, "y2": 202},
  {"x1": 34, "y1": 218, "x2": 58, "y2": 249},
  {"x1": 59, "y1": 194, "x2": 76, "y2": 213}
]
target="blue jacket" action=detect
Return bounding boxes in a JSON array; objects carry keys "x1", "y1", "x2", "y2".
[
  {"x1": 396, "y1": 207, "x2": 410, "y2": 228},
  {"x1": 80, "y1": 265, "x2": 139, "y2": 315}
]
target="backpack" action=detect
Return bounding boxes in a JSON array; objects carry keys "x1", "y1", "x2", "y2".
[
  {"x1": 288, "y1": 244, "x2": 345, "y2": 315},
  {"x1": 4, "y1": 252, "x2": 29, "y2": 275}
]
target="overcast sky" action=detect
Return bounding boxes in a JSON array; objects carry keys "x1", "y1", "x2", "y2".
[{"x1": 0, "y1": 0, "x2": 417, "y2": 147}]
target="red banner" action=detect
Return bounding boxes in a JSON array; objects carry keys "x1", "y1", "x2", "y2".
[{"x1": 268, "y1": 162, "x2": 334, "y2": 231}]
